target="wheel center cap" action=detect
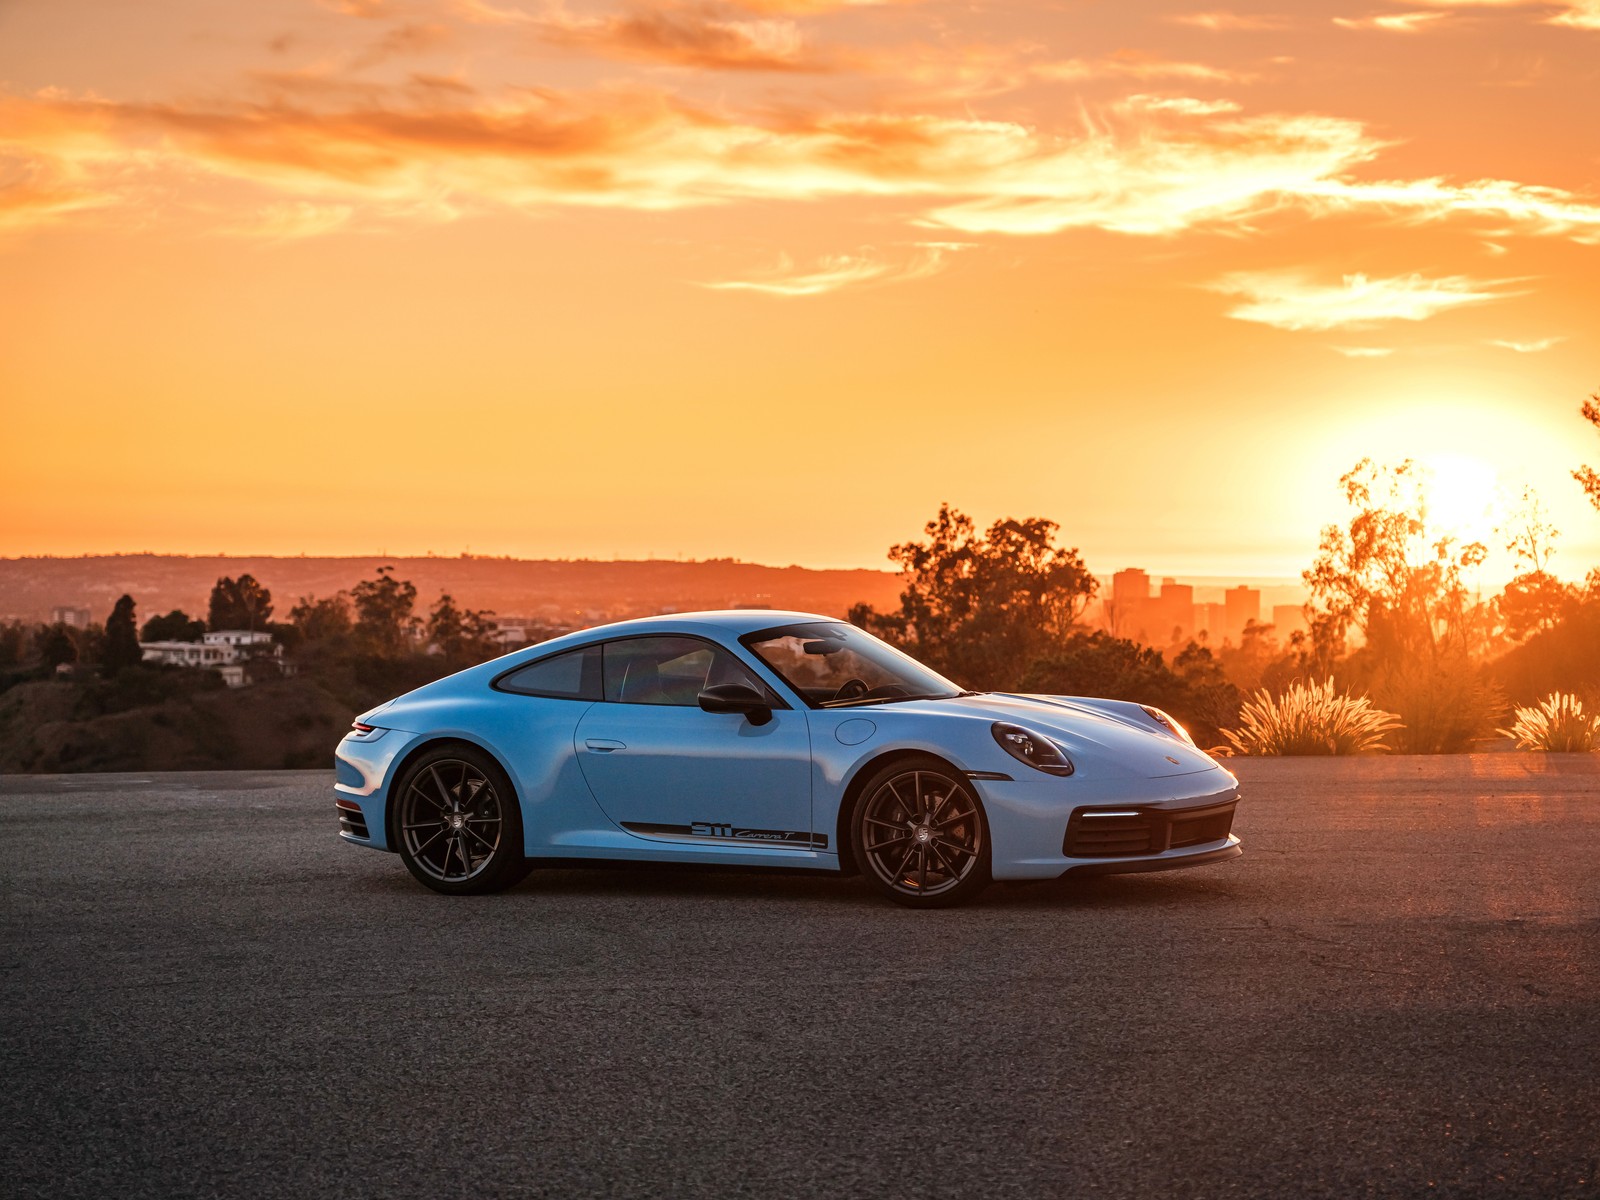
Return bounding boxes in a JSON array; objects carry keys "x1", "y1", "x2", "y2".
[
  {"x1": 449, "y1": 813, "x2": 466, "y2": 830},
  {"x1": 915, "y1": 825, "x2": 932, "y2": 843}
]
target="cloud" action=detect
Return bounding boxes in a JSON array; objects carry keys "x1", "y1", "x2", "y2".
[
  {"x1": 1488, "y1": 336, "x2": 1564, "y2": 351},
  {"x1": 1333, "y1": 12, "x2": 1448, "y2": 32},
  {"x1": 322, "y1": 0, "x2": 394, "y2": 16},
  {"x1": 533, "y1": 7, "x2": 827, "y2": 72},
  {"x1": 1334, "y1": 345, "x2": 1395, "y2": 356},
  {"x1": 1383, "y1": 0, "x2": 1600, "y2": 27},
  {"x1": 1169, "y1": 11, "x2": 1293, "y2": 29},
  {"x1": 921, "y1": 111, "x2": 1382, "y2": 236},
  {"x1": 702, "y1": 242, "x2": 962, "y2": 295},
  {"x1": 1210, "y1": 271, "x2": 1512, "y2": 330},
  {"x1": 351, "y1": 21, "x2": 454, "y2": 68},
  {"x1": 1297, "y1": 176, "x2": 1600, "y2": 243},
  {"x1": 3, "y1": 84, "x2": 1599, "y2": 254},
  {"x1": 1121, "y1": 95, "x2": 1243, "y2": 116},
  {"x1": 232, "y1": 200, "x2": 357, "y2": 240},
  {"x1": 1546, "y1": 0, "x2": 1600, "y2": 27}
]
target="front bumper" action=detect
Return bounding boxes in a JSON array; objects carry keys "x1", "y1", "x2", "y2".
[
  {"x1": 971, "y1": 764, "x2": 1243, "y2": 880},
  {"x1": 1062, "y1": 837, "x2": 1241, "y2": 878}
]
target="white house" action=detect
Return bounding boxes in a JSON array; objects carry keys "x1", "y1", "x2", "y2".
[{"x1": 140, "y1": 629, "x2": 284, "y2": 687}]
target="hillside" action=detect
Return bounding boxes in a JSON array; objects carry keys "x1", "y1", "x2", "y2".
[{"x1": 0, "y1": 555, "x2": 905, "y2": 626}]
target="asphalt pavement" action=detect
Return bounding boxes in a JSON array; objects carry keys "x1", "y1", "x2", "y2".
[{"x1": 2, "y1": 755, "x2": 1598, "y2": 1199}]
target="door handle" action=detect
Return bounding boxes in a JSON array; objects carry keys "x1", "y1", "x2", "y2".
[{"x1": 585, "y1": 738, "x2": 627, "y2": 752}]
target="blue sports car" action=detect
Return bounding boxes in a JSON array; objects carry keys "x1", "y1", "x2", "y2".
[{"x1": 334, "y1": 610, "x2": 1241, "y2": 907}]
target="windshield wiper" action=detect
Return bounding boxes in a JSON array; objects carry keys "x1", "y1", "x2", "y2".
[{"x1": 823, "y1": 692, "x2": 963, "y2": 709}]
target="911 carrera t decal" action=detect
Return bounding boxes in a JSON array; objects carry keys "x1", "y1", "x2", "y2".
[{"x1": 621, "y1": 821, "x2": 828, "y2": 850}]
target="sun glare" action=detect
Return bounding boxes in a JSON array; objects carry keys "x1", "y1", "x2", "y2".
[{"x1": 1417, "y1": 453, "x2": 1500, "y2": 541}]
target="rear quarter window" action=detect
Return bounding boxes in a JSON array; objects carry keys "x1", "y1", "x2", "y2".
[{"x1": 495, "y1": 645, "x2": 603, "y2": 700}]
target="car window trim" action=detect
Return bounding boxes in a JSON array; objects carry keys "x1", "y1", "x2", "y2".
[
  {"x1": 489, "y1": 643, "x2": 605, "y2": 701},
  {"x1": 587, "y1": 632, "x2": 793, "y2": 710}
]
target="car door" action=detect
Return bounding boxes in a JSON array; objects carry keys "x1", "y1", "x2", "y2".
[{"x1": 573, "y1": 635, "x2": 818, "y2": 848}]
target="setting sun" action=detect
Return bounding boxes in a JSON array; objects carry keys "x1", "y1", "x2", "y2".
[{"x1": 1417, "y1": 454, "x2": 1501, "y2": 543}]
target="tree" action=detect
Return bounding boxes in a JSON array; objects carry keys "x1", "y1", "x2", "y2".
[
  {"x1": 1498, "y1": 571, "x2": 1574, "y2": 641},
  {"x1": 1500, "y1": 484, "x2": 1560, "y2": 574},
  {"x1": 0, "y1": 621, "x2": 27, "y2": 668},
  {"x1": 1303, "y1": 459, "x2": 1487, "y2": 669},
  {"x1": 289, "y1": 593, "x2": 354, "y2": 642},
  {"x1": 141, "y1": 609, "x2": 206, "y2": 643},
  {"x1": 103, "y1": 595, "x2": 144, "y2": 676},
  {"x1": 850, "y1": 504, "x2": 1098, "y2": 688},
  {"x1": 1574, "y1": 389, "x2": 1600, "y2": 510},
  {"x1": 37, "y1": 625, "x2": 78, "y2": 671},
  {"x1": 351, "y1": 566, "x2": 419, "y2": 655},
  {"x1": 426, "y1": 593, "x2": 500, "y2": 664},
  {"x1": 208, "y1": 574, "x2": 273, "y2": 632}
]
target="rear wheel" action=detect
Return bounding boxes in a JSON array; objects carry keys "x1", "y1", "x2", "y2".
[
  {"x1": 394, "y1": 745, "x2": 531, "y2": 895},
  {"x1": 851, "y1": 757, "x2": 990, "y2": 908}
]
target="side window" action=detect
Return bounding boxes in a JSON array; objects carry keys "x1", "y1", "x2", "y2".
[
  {"x1": 602, "y1": 637, "x2": 765, "y2": 706},
  {"x1": 496, "y1": 645, "x2": 602, "y2": 700}
]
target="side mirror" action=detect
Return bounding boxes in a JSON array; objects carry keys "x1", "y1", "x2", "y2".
[{"x1": 698, "y1": 683, "x2": 773, "y2": 726}]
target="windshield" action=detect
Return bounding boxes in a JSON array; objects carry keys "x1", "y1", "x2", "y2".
[{"x1": 741, "y1": 622, "x2": 962, "y2": 708}]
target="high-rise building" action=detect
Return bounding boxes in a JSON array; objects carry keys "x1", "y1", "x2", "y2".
[
  {"x1": 1224, "y1": 586, "x2": 1261, "y2": 643},
  {"x1": 1152, "y1": 579, "x2": 1196, "y2": 645},
  {"x1": 1111, "y1": 568, "x2": 1150, "y2": 605},
  {"x1": 1194, "y1": 603, "x2": 1225, "y2": 642},
  {"x1": 1272, "y1": 604, "x2": 1309, "y2": 639}
]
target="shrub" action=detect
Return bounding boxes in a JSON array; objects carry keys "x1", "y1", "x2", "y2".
[
  {"x1": 1222, "y1": 679, "x2": 1403, "y2": 756},
  {"x1": 1497, "y1": 693, "x2": 1600, "y2": 752},
  {"x1": 1370, "y1": 657, "x2": 1503, "y2": 754}
]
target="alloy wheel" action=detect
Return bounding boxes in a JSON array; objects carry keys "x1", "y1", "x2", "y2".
[
  {"x1": 859, "y1": 769, "x2": 983, "y2": 899},
  {"x1": 400, "y1": 759, "x2": 504, "y2": 883}
]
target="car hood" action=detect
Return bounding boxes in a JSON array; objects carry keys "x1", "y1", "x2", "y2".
[{"x1": 876, "y1": 691, "x2": 1224, "y2": 779}]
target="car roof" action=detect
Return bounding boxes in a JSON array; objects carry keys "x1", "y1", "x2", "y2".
[{"x1": 570, "y1": 609, "x2": 842, "y2": 639}]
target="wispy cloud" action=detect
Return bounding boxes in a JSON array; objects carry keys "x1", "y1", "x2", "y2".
[
  {"x1": 702, "y1": 242, "x2": 963, "y2": 295},
  {"x1": 1546, "y1": 0, "x2": 1600, "y2": 28},
  {"x1": 1334, "y1": 345, "x2": 1395, "y2": 356},
  {"x1": 231, "y1": 200, "x2": 357, "y2": 240},
  {"x1": 1383, "y1": 0, "x2": 1600, "y2": 28},
  {"x1": 1210, "y1": 271, "x2": 1512, "y2": 330},
  {"x1": 3, "y1": 84, "x2": 1599, "y2": 254},
  {"x1": 1333, "y1": 12, "x2": 1448, "y2": 32},
  {"x1": 509, "y1": 5, "x2": 829, "y2": 72},
  {"x1": 1170, "y1": 11, "x2": 1293, "y2": 30},
  {"x1": 1488, "y1": 335, "x2": 1564, "y2": 351}
]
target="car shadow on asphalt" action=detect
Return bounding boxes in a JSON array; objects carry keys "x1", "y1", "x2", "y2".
[{"x1": 353, "y1": 858, "x2": 1249, "y2": 911}]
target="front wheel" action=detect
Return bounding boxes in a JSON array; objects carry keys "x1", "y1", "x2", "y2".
[
  {"x1": 394, "y1": 745, "x2": 531, "y2": 895},
  {"x1": 851, "y1": 758, "x2": 990, "y2": 908}
]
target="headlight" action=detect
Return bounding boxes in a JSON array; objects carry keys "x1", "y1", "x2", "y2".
[
  {"x1": 991, "y1": 722, "x2": 1075, "y2": 776},
  {"x1": 1140, "y1": 706, "x2": 1194, "y2": 746}
]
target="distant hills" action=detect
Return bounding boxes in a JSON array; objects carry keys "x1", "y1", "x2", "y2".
[{"x1": 0, "y1": 555, "x2": 907, "y2": 626}]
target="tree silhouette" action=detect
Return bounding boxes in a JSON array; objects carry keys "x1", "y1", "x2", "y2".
[
  {"x1": 351, "y1": 566, "x2": 419, "y2": 654},
  {"x1": 208, "y1": 574, "x2": 274, "y2": 631},
  {"x1": 1575, "y1": 390, "x2": 1600, "y2": 510},
  {"x1": 1303, "y1": 458, "x2": 1487, "y2": 669},
  {"x1": 103, "y1": 595, "x2": 143, "y2": 676},
  {"x1": 288, "y1": 593, "x2": 353, "y2": 642},
  {"x1": 38, "y1": 625, "x2": 78, "y2": 671},
  {"x1": 851, "y1": 503, "x2": 1097, "y2": 688},
  {"x1": 141, "y1": 609, "x2": 206, "y2": 643},
  {"x1": 426, "y1": 593, "x2": 499, "y2": 664}
]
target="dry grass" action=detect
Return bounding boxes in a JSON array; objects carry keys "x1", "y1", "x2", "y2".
[
  {"x1": 1497, "y1": 692, "x2": 1600, "y2": 752},
  {"x1": 1222, "y1": 678, "x2": 1404, "y2": 756}
]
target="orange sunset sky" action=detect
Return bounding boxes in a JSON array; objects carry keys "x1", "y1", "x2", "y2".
[{"x1": 1, "y1": 0, "x2": 1596, "y2": 580}]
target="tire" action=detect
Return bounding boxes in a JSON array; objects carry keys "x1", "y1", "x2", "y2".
[
  {"x1": 393, "y1": 744, "x2": 532, "y2": 895},
  {"x1": 850, "y1": 756, "x2": 991, "y2": 909}
]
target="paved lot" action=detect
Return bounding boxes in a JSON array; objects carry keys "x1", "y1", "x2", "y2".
[{"x1": 2, "y1": 756, "x2": 1598, "y2": 1199}]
